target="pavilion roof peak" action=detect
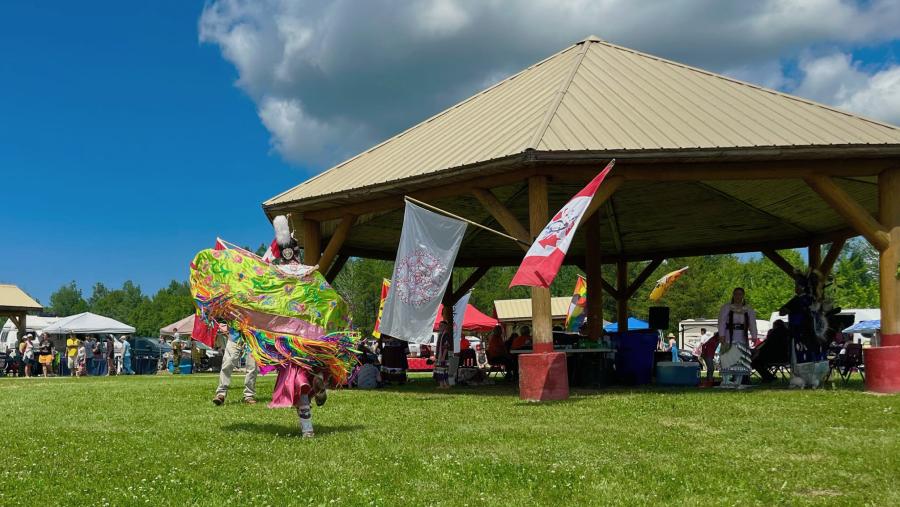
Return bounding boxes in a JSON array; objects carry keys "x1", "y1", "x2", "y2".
[{"x1": 265, "y1": 37, "x2": 900, "y2": 210}]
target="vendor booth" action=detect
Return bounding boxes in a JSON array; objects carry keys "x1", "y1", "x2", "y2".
[{"x1": 43, "y1": 312, "x2": 135, "y2": 375}]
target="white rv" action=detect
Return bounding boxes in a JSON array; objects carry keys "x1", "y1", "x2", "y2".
[
  {"x1": 0, "y1": 316, "x2": 60, "y2": 353},
  {"x1": 678, "y1": 318, "x2": 772, "y2": 351},
  {"x1": 769, "y1": 308, "x2": 880, "y2": 345}
]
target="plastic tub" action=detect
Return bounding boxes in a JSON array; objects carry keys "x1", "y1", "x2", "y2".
[{"x1": 656, "y1": 361, "x2": 699, "y2": 386}]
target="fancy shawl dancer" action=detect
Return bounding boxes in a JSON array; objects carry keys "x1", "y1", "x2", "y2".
[
  {"x1": 191, "y1": 216, "x2": 357, "y2": 437},
  {"x1": 717, "y1": 287, "x2": 757, "y2": 389}
]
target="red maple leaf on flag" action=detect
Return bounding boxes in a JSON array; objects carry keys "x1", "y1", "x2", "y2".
[{"x1": 538, "y1": 233, "x2": 560, "y2": 249}]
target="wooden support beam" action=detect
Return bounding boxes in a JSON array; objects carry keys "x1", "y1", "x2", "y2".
[
  {"x1": 605, "y1": 200, "x2": 623, "y2": 254},
  {"x1": 599, "y1": 277, "x2": 621, "y2": 300},
  {"x1": 804, "y1": 174, "x2": 890, "y2": 251},
  {"x1": 324, "y1": 254, "x2": 349, "y2": 284},
  {"x1": 8, "y1": 314, "x2": 23, "y2": 335},
  {"x1": 270, "y1": 157, "x2": 896, "y2": 224},
  {"x1": 879, "y1": 168, "x2": 900, "y2": 338},
  {"x1": 441, "y1": 286, "x2": 454, "y2": 325},
  {"x1": 301, "y1": 219, "x2": 322, "y2": 265},
  {"x1": 762, "y1": 249, "x2": 799, "y2": 278},
  {"x1": 582, "y1": 176, "x2": 625, "y2": 223},
  {"x1": 451, "y1": 266, "x2": 491, "y2": 303},
  {"x1": 529, "y1": 175, "x2": 553, "y2": 353},
  {"x1": 616, "y1": 259, "x2": 628, "y2": 332},
  {"x1": 585, "y1": 212, "x2": 603, "y2": 340},
  {"x1": 471, "y1": 188, "x2": 530, "y2": 251},
  {"x1": 626, "y1": 259, "x2": 663, "y2": 298},
  {"x1": 819, "y1": 238, "x2": 847, "y2": 278},
  {"x1": 318, "y1": 215, "x2": 357, "y2": 274},
  {"x1": 808, "y1": 242, "x2": 822, "y2": 271}
]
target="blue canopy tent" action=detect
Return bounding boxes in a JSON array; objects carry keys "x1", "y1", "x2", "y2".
[
  {"x1": 604, "y1": 318, "x2": 650, "y2": 332},
  {"x1": 843, "y1": 320, "x2": 880, "y2": 334}
]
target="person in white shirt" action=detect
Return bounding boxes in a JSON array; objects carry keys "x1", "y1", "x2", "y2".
[
  {"x1": 717, "y1": 287, "x2": 758, "y2": 388},
  {"x1": 113, "y1": 336, "x2": 125, "y2": 374}
]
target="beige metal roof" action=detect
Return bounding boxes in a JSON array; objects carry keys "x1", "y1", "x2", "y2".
[
  {"x1": 267, "y1": 36, "x2": 900, "y2": 208},
  {"x1": 494, "y1": 297, "x2": 573, "y2": 322},
  {"x1": 0, "y1": 284, "x2": 42, "y2": 312}
]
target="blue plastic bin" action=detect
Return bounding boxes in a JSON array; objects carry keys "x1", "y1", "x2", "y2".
[
  {"x1": 656, "y1": 361, "x2": 699, "y2": 386},
  {"x1": 613, "y1": 331, "x2": 658, "y2": 385}
]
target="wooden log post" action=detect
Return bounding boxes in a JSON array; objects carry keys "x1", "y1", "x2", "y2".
[
  {"x1": 301, "y1": 219, "x2": 322, "y2": 266},
  {"x1": 617, "y1": 259, "x2": 628, "y2": 332},
  {"x1": 518, "y1": 175, "x2": 568, "y2": 401},
  {"x1": 879, "y1": 168, "x2": 900, "y2": 344},
  {"x1": 585, "y1": 213, "x2": 603, "y2": 341},
  {"x1": 808, "y1": 243, "x2": 821, "y2": 271},
  {"x1": 866, "y1": 168, "x2": 900, "y2": 393},
  {"x1": 528, "y1": 176, "x2": 553, "y2": 353}
]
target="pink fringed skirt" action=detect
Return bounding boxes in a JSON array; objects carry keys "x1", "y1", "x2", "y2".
[{"x1": 268, "y1": 364, "x2": 311, "y2": 408}]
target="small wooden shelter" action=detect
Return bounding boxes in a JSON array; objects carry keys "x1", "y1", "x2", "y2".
[
  {"x1": 0, "y1": 284, "x2": 43, "y2": 340},
  {"x1": 263, "y1": 37, "x2": 900, "y2": 395}
]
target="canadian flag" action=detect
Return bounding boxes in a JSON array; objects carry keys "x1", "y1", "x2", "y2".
[
  {"x1": 261, "y1": 240, "x2": 280, "y2": 263},
  {"x1": 510, "y1": 160, "x2": 615, "y2": 288}
]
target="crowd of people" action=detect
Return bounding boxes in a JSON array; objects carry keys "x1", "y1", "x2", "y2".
[{"x1": 2, "y1": 332, "x2": 134, "y2": 377}]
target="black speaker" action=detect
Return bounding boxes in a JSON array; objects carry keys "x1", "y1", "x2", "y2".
[{"x1": 648, "y1": 306, "x2": 670, "y2": 330}]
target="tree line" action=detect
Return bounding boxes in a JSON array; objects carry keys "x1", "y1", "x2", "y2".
[{"x1": 38, "y1": 239, "x2": 879, "y2": 338}]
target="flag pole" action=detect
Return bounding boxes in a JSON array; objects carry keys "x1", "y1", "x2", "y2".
[{"x1": 404, "y1": 196, "x2": 531, "y2": 247}]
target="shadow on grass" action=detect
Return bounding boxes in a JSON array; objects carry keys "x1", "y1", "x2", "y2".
[
  {"x1": 359, "y1": 372, "x2": 868, "y2": 400},
  {"x1": 221, "y1": 421, "x2": 365, "y2": 437}
]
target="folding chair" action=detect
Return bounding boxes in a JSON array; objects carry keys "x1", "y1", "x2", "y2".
[{"x1": 832, "y1": 343, "x2": 865, "y2": 383}]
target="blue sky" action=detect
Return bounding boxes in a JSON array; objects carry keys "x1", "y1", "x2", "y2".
[
  {"x1": 1, "y1": 2, "x2": 306, "y2": 303},
  {"x1": 2, "y1": 1, "x2": 899, "y2": 304}
]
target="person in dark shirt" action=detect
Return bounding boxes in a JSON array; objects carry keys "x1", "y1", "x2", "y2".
[{"x1": 752, "y1": 319, "x2": 792, "y2": 383}]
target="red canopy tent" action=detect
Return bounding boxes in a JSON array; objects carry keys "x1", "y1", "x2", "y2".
[{"x1": 433, "y1": 304, "x2": 498, "y2": 332}]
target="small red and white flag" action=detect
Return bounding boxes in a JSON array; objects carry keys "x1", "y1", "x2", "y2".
[
  {"x1": 214, "y1": 237, "x2": 228, "y2": 251},
  {"x1": 509, "y1": 160, "x2": 615, "y2": 288},
  {"x1": 261, "y1": 240, "x2": 279, "y2": 263}
]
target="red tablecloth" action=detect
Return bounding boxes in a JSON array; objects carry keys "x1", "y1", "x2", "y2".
[{"x1": 407, "y1": 357, "x2": 433, "y2": 371}]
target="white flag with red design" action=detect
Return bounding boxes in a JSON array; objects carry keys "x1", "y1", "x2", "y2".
[{"x1": 509, "y1": 160, "x2": 615, "y2": 288}]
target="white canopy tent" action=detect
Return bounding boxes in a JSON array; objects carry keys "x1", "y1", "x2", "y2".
[
  {"x1": 1, "y1": 315, "x2": 60, "y2": 351},
  {"x1": 42, "y1": 312, "x2": 135, "y2": 335}
]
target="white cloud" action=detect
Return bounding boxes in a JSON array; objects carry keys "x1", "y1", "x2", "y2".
[
  {"x1": 199, "y1": 0, "x2": 900, "y2": 166},
  {"x1": 794, "y1": 52, "x2": 900, "y2": 124}
]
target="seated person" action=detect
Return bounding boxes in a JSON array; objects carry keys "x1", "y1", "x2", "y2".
[
  {"x1": 486, "y1": 326, "x2": 513, "y2": 370},
  {"x1": 752, "y1": 319, "x2": 792, "y2": 383},
  {"x1": 379, "y1": 335, "x2": 409, "y2": 384},
  {"x1": 510, "y1": 327, "x2": 533, "y2": 350},
  {"x1": 355, "y1": 356, "x2": 382, "y2": 389}
]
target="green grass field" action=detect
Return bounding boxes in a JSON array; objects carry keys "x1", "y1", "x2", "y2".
[{"x1": 1, "y1": 373, "x2": 897, "y2": 506}]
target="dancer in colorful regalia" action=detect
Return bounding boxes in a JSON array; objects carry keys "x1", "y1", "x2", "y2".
[
  {"x1": 717, "y1": 287, "x2": 757, "y2": 388},
  {"x1": 190, "y1": 216, "x2": 357, "y2": 437}
]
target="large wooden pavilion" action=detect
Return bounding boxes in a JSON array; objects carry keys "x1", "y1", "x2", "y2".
[{"x1": 263, "y1": 37, "x2": 900, "y2": 397}]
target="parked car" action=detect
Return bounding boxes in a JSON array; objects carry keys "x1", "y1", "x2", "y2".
[
  {"x1": 407, "y1": 334, "x2": 482, "y2": 357},
  {"x1": 407, "y1": 333, "x2": 438, "y2": 358}
]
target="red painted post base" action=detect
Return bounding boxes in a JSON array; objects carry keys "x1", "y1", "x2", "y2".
[
  {"x1": 881, "y1": 333, "x2": 900, "y2": 347},
  {"x1": 863, "y1": 344, "x2": 900, "y2": 393},
  {"x1": 518, "y1": 352, "x2": 569, "y2": 401}
]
